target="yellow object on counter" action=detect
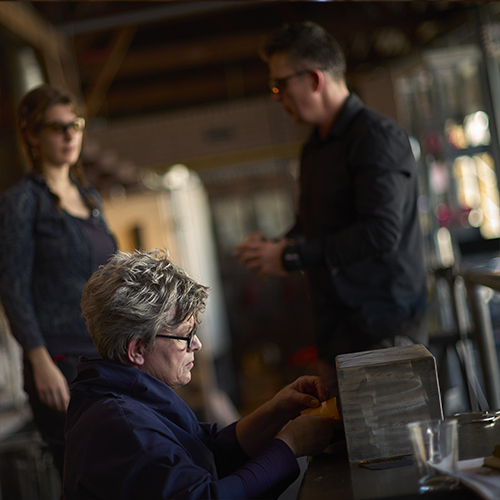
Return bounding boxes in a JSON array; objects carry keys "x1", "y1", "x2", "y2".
[
  {"x1": 484, "y1": 456, "x2": 500, "y2": 469},
  {"x1": 484, "y1": 445, "x2": 500, "y2": 469},
  {"x1": 301, "y1": 397, "x2": 340, "y2": 420}
]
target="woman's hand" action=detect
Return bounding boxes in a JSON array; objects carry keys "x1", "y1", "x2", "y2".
[
  {"x1": 277, "y1": 414, "x2": 336, "y2": 457},
  {"x1": 28, "y1": 346, "x2": 70, "y2": 412},
  {"x1": 271, "y1": 375, "x2": 330, "y2": 420},
  {"x1": 235, "y1": 375, "x2": 330, "y2": 457}
]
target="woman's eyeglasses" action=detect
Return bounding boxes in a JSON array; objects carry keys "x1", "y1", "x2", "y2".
[
  {"x1": 37, "y1": 117, "x2": 86, "y2": 135},
  {"x1": 156, "y1": 328, "x2": 197, "y2": 350}
]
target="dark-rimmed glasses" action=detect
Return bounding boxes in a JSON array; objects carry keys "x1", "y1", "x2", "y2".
[
  {"x1": 156, "y1": 328, "x2": 197, "y2": 350},
  {"x1": 37, "y1": 117, "x2": 86, "y2": 135},
  {"x1": 269, "y1": 68, "x2": 328, "y2": 94}
]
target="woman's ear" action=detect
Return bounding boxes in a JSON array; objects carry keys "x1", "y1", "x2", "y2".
[
  {"x1": 127, "y1": 339, "x2": 146, "y2": 366},
  {"x1": 25, "y1": 128, "x2": 40, "y2": 148}
]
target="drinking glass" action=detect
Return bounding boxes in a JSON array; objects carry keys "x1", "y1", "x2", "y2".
[{"x1": 407, "y1": 419, "x2": 460, "y2": 492}]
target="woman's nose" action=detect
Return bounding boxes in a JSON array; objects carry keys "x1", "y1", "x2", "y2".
[
  {"x1": 64, "y1": 129, "x2": 75, "y2": 141},
  {"x1": 190, "y1": 334, "x2": 202, "y2": 352}
]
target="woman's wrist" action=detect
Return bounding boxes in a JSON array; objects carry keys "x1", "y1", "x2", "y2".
[
  {"x1": 27, "y1": 346, "x2": 53, "y2": 368},
  {"x1": 276, "y1": 428, "x2": 299, "y2": 457},
  {"x1": 268, "y1": 394, "x2": 297, "y2": 426}
]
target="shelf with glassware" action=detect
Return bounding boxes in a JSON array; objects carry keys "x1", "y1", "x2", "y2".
[{"x1": 393, "y1": 45, "x2": 500, "y2": 260}]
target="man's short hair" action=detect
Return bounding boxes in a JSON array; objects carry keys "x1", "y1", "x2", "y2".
[
  {"x1": 81, "y1": 249, "x2": 209, "y2": 364},
  {"x1": 261, "y1": 21, "x2": 346, "y2": 81}
]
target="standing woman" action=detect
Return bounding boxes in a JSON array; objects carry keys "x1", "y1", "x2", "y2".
[{"x1": 0, "y1": 85, "x2": 117, "y2": 477}]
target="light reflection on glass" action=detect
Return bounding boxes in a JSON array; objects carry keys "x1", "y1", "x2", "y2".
[
  {"x1": 435, "y1": 203, "x2": 452, "y2": 226},
  {"x1": 474, "y1": 153, "x2": 500, "y2": 239},
  {"x1": 418, "y1": 195, "x2": 430, "y2": 213},
  {"x1": 445, "y1": 120, "x2": 467, "y2": 149},
  {"x1": 453, "y1": 156, "x2": 480, "y2": 209},
  {"x1": 464, "y1": 111, "x2": 490, "y2": 147},
  {"x1": 453, "y1": 154, "x2": 500, "y2": 239},
  {"x1": 436, "y1": 227, "x2": 455, "y2": 267},
  {"x1": 468, "y1": 209, "x2": 483, "y2": 228},
  {"x1": 445, "y1": 112, "x2": 491, "y2": 149},
  {"x1": 429, "y1": 159, "x2": 449, "y2": 195}
]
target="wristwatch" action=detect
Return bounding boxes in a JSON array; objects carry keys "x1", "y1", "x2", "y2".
[{"x1": 281, "y1": 244, "x2": 303, "y2": 271}]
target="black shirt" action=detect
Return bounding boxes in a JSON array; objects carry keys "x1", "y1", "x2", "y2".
[
  {"x1": 71, "y1": 210, "x2": 116, "y2": 273},
  {"x1": 283, "y1": 94, "x2": 427, "y2": 341}
]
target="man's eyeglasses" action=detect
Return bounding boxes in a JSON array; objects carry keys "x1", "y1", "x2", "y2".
[
  {"x1": 269, "y1": 68, "x2": 328, "y2": 94},
  {"x1": 37, "y1": 117, "x2": 86, "y2": 135},
  {"x1": 156, "y1": 328, "x2": 197, "y2": 350}
]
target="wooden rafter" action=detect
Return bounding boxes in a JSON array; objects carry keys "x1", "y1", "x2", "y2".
[
  {"x1": 111, "y1": 32, "x2": 265, "y2": 77},
  {"x1": 84, "y1": 25, "x2": 136, "y2": 120},
  {"x1": 101, "y1": 60, "x2": 269, "y2": 115}
]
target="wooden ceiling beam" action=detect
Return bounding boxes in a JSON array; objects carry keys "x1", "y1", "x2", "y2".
[
  {"x1": 103, "y1": 66, "x2": 268, "y2": 116},
  {"x1": 81, "y1": 31, "x2": 266, "y2": 80},
  {"x1": 0, "y1": 3, "x2": 62, "y2": 57},
  {"x1": 105, "y1": 76, "x2": 230, "y2": 115},
  {"x1": 57, "y1": 2, "x2": 252, "y2": 36},
  {"x1": 84, "y1": 25, "x2": 136, "y2": 120}
]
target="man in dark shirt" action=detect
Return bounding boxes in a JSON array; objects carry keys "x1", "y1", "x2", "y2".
[{"x1": 235, "y1": 22, "x2": 427, "y2": 369}]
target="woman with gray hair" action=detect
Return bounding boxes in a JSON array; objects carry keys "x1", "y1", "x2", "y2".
[{"x1": 63, "y1": 249, "x2": 337, "y2": 500}]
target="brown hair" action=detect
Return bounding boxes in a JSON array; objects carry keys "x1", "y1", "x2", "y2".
[
  {"x1": 261, "y1": 21, "x2": 346, "y2": 82},
  {"x1": 17, "y1": 84, "x2": 95, "y2": 210}
]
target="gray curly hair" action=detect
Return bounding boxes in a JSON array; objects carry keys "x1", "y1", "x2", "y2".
[{"x1": 81, "y1": 248, "x2": 209, "y2": 363}]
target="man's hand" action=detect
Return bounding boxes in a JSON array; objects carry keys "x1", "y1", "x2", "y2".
[
  {"x1": 234, "y1": 233, "x2": 289, "y2": 279},
  {"x1": 234, "y1": 231, "x2": 267, "y2": 250}
]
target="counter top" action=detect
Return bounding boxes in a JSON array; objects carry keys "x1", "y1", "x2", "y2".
[{"x1": 298, "y1": 413, "x2": 500, "y2": 500}]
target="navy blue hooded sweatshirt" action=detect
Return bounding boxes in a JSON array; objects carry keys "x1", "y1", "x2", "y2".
[{"x1": 63, "y1": 358, "x2": 299, "y2": 500}]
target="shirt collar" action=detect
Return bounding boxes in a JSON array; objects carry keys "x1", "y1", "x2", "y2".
[
  {"x1": 28, "y1": 171, "x2": 46, "y2": 185},
  {"x1": 309, "y1": 93, "x2": 364, "y2": 144},
  {"x1": 27, "y1": 170, "x2": 86, "y2": 195},
  {"x1": 71, "y1": 357, "x2": 201, "y2": 434}
]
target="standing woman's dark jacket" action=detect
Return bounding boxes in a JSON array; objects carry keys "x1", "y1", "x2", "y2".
[
  {"x1": 0, "y1": 170, "x2": 116, "y2": 476},
  {"x1": 0, "y1": 171, "x2": 117, "y2": 357}
]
